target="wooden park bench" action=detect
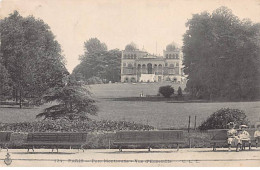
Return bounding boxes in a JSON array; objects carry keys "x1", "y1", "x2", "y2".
[
  {"x1": 0, "y1": 131, "x2": 12, "y2": 151},
  {"x1": 24, "y1": 132, "x2": 88, "y2": 152},
  {"x1": 113, "y1": 130, "x2": 185, "y2": 152},
  {"x1": 208, "y1": 129, "x2": 256, "y2": 151}
]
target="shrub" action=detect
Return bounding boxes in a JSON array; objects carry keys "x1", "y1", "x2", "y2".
[
  {"x1": 177, "y1": 86, "x2": 183, "y2": 96},
  {"x1": 87, "y1": 76, "x2": 103, "y2": 84},
  {"x1": 159, "y1": 85, "x2": 174, "y2": 98},
  {"x1": 199, "y1": 108, "x2": 249, "y2": 130}
]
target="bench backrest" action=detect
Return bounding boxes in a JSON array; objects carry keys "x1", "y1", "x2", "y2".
[
  {"x1": 0, "y1": 131, "x2": 12, "y2": 143},
  {"x1": 116, "y1": 130, "x2": 184, "y2": 142},
  {"x1": 208, "y1": 129, "x2": 256, "y2": 141},
  {"x1": 27, "y1": 132, "x2": 87, "y2": 143}
]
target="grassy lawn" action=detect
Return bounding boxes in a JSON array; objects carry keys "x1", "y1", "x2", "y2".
[
  {"x1": 90, "y1": 83, "x2": 260, "y2": 129},
  {"x1": 1, "y1": 83, "x2": 260, "y2": 129}
]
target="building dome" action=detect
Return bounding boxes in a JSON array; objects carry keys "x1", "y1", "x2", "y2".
[{"x1": 166, "y1": 42, "x2": 179, "y2": 51}]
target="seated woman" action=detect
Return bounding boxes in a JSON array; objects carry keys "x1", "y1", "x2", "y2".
[
  {"x1": 227, "y1": 122, "x2": 241, "y2": 152},
  {"x1": 238, "y1": 125, "x2": 251, "y2": 150},
  {"x1": 254, "y1": 122, "x2": 260, "y2": 148}
]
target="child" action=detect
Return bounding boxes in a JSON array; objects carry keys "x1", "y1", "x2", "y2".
[
  {"x1": 227, "y1": 122, "x2": 241, "y2": 152},
  {"x1": 238, "y1": 125, "x2": 251, "y2": 150},
  {"x1": 254, "y1": 122, "x2": 260, "y2": 148}
]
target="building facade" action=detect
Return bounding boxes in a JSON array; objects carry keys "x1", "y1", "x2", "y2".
[{"x1": 121, "y1": 45, "x2": 185, "y2": 83}]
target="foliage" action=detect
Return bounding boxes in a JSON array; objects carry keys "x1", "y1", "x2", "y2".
[
  {"x1": 199, "y1": 108, "x2": 249, "y2": 130},
  {"x1": 183, "y1": 6, "x2": 260, "y2": 101},
  {"x1": 0, "y1": 118, "x2": 154, "y2": 133},
  {"x1": 177, "y1": 86, "x2": 183, "y2": 96},
  {"x1": 159, "y1": 85, "x2": 174, "y2": 98},
  {"x1": 125, "y1": 42, "x2": 138, "y2": 51},
  {"x1": 73, "y1": 38, "x2": 121, "y2": 83},
  {"x1": 0, "y1": 11, "x2": 68, "y2": 104},
  {"x1": 82, "y1": 38, "x2": 107, "y2": 54},
  {"x1": 36, "y1": 76, "x2": 98, "y2": 120},
  {"x1": 0, "y1": 57, "x2": 13, "y2": 99},
  {"x1": 87, "y1": 76, "x2": 103, "y2": 84}
]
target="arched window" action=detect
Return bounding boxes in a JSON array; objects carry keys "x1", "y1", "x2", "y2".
[
  {"x1": 147, "y1": 63, "x2": 153, "y2": 74},
  {"x1": 125, "y1": 77, "x2": 129, "y2": 82},
  {"x1": 169, "y1": 64, "x2": 174, "y2": 68},
  {"x1": 165, "y1": 63, "x2": 168, "y2": 67},
  {"x1": 166, "y1": 54, "x2": 168, "y2": 58},
  {"x1": 128, "y1": 63, "x2": 133, "y2": 68},
  {"x1": 137, "y1": 64, "x2": 141, "y2": 72}
]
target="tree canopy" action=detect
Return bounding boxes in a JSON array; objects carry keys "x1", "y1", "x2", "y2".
[
  {"x1": 37, "y1": 76, "x2": 98, "y2": 120},
  {"x1": 73, "y1": 38, "x2": 121, "y2": 83},
  {"x1": 0, "y1": 11, "x2": 68, "y2": 105},
  {"x1": 199, "y1": 108, "x2": 249, "y2": 130},
  {"x1": 183, "y1": 7, "x2": 260, "y2": 101},
  {"x1": 0, "y1": 56, "x2": 12, "y2": 99}
]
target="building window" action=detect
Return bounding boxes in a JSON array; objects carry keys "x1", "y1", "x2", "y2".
[
  {"x1": 166, "y1": 54, "x2": 168, "y2": 58},
  {"x1": 165, "y1": 63, "x2": 168, "y2": 67},
  {"x1": 169, "y1": 54, "x2": 172, "y2": 58},
  {"x1": 123, "y1": 63, "x2": 126, "y2": 67},
  {"x1": 169, "y1": 64, "x2": 174, "y2": 68},
  {"x1": 176, "y1": 54, "x2": 179, "y2": 59},
  {"x1": 128, "y1": 63, "x2": 133, "y2": 68},
  {"x1": 176, "y1": 62, "x2": 179, "y2": 67}
]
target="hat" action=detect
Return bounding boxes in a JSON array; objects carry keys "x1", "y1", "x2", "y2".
[
  {"x1": 255, "y1": 122, "x2": 260, "y2": 128},
  {"x1": 239, "y1": 125, "x2": 248, "y2": 129}
]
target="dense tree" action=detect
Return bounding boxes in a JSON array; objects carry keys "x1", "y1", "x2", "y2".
[
  {"x1": 73, "y1": 38, "x2": 121, "y2": 83},
  {"x1": 82, "y1": 38, "x2": 107, "y2": 54},
  {"x1": 36, "y1": 76, "x2": 98, "y2": 120},
  {"x1": 159, "y1": 85, "x2": 174, "y2": 98},
  {"x1": 0, "y1": 11, "x2": 68, "y2": 106},
  {"x1": 183, "y1": 7, "x2": 260, "y2": 100},
  {"x1": 177, "y1": 86, "x2": 183, "y2": 97},
  {"x1": 0, "y1": 56, "x2": 12, "y2": 99},
  {"x1": 199, "y1": 108, "x2": 249, "y2": 130}
]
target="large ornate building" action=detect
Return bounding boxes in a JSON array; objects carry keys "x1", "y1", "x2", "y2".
[{"x1": 121, "y1": 44, "x2": 185, "y2": 83}]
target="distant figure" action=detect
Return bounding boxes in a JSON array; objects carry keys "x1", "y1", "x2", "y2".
[
  {"x1": 227, "y1": 122, "x2": 241, "y2": 152},
  {"x1": 238, "y1": 125, "x2": 251, "y2": 150},
  {"x1": 140, "y1": 91, "x2": 144, "y2": 97},
  {"x1": 254, "y1": 122, "x2": 260, "y2": 148}
]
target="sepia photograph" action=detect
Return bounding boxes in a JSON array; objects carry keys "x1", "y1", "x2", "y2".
[{"x1": 0, "y1": 0, "x2": 260, "y2": 167}]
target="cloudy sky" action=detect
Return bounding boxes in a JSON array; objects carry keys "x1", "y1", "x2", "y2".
[{"x1": 1, "y1": 0, "x2": 260, "y2": 72}]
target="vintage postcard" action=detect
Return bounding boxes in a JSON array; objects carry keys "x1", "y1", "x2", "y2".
[{"x1": 0, "y1": 0, "x2": 260, "y2": 167}]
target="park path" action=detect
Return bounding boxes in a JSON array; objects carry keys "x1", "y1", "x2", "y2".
[{"x1": 1, "y1": 148, "x2": 260, "y2": 166}]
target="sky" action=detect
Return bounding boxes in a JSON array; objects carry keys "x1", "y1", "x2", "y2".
[{"x1": 0, "y1": 0, "x2": 260, "y2": 73}]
